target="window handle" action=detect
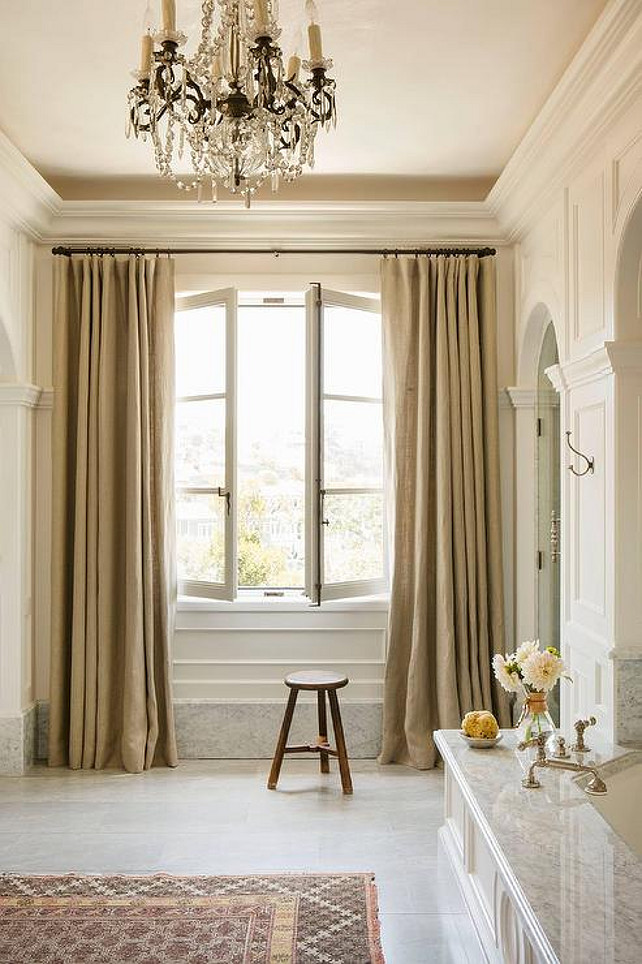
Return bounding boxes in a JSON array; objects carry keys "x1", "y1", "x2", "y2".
[
  {"x1": 216, "y1": 487, "x2": 231, "y2": 516},
  {"x1": 320, "y1": 488, "x2": 329, "y2": 526}
]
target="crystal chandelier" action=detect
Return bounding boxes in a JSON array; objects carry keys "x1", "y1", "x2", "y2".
[{"x1": 127, "y1": 0, "x2": 336, "y2": 207}]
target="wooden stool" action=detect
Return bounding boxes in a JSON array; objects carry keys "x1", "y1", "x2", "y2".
[{"x1": 267, "y1": 671, "x2": 353, "y2": 794}]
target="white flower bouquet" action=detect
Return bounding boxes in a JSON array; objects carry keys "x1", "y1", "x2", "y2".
[{"x1": 492, "y1": 640, "x2": 570, "y2": 743}]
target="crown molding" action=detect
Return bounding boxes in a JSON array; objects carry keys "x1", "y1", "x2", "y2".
[
  {"x1": 0, "y1": 130, "x2": 60, "y2": 240},
  {"x1": 45, "y1": 198, "x2": 504, "y2": 248},
  {"x1": 488, "y1": 0, "x2": 642, "y2": 241}
]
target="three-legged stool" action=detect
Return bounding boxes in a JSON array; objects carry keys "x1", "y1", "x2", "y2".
[{"x1": 267, "y1": 670, "x2": 353, "y2": 794}]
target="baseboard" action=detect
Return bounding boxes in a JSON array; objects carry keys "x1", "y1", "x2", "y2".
[
  {"x1": 0, "y1": 704, "x2": 37, "y2": 775},
  {"x1": 34, "y1": 699, "x2": 383, "y2": 762}
]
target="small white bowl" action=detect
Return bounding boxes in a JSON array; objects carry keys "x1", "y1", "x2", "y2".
[{"x1": 458, "y1": 732, "x2": 503, "y2": 749}]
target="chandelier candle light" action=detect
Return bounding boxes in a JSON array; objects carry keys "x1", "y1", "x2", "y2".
[{"x1": 127, "y1": 0, "x2": 337, "y2": 207}]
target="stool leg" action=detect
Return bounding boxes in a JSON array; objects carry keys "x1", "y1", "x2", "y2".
[
  {"x1": 328, "y1": 690, "x2": 353, "y2": 795},
  {"x1": 317, "y1": 690, "x2": 330, "y2": 774},
  {"x1": 268, "y1": 688, "x2": 299, "y2": 790}
]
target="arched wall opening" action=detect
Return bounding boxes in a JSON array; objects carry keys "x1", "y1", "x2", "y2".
[
  {"x1": 518, "y1": 298, "x2": 562, "y2": 388},
  {"x1": 511, "y1": 300, "x2": 563, "y2": 703},
  {"x1": 615, "y1": 187, "x2": 642, "y2": 341}
]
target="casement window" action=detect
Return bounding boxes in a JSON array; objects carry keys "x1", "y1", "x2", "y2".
[{"x1": 174, "y1": 286, "x2": 386, "y2": 603}]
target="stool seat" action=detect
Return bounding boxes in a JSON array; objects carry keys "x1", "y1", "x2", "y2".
[
  {"x1": 285, "y1": 670, "x2": 348, "y2": 690},
  {"x1": 268, "y1": 670, "x2": 353, "y2": 794}
]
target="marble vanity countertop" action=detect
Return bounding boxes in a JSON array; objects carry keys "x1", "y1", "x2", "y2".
[{"x1": 435, "y1": 729, "x2": 642, "y2": 964}]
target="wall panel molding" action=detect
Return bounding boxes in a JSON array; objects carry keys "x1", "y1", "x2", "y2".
[{"x1": 570, "y1": 167, "x2": 606, "y2": 348}]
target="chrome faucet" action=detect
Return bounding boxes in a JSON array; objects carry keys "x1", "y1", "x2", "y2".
[{"x1": 517, "y1": 733, "x2": 607, "y2": 795}]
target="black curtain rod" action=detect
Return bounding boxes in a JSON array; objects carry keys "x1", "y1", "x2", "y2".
[{"x1": 51, "y1": 245, "x2": 496, "y2": 258}]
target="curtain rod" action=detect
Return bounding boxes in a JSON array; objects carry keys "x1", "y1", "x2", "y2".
[{"x1": 51, "y1": 245, "x2": 496, "y2": 258}]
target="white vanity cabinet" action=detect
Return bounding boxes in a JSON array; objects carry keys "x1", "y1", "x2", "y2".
[{"x1": 436, "y1": 731, "x2": 558, "y2": 964}]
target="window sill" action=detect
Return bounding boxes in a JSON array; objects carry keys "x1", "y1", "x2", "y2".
[{"x1": 177, "y1": 593, "x2": 390, "y2": 613}]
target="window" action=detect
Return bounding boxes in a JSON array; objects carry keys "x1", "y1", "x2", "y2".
[{"x1": 174, "y1": 286, "x2": 386, "y2": 602}]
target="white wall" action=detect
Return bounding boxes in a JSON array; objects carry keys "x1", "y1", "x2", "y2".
[{"x1": 512, "y1": 86, "x2": 642, "y2": 741}]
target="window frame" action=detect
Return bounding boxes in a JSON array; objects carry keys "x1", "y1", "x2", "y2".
[
  {"x1": 175, "y1": 288, "x2": 237, "y2": 601},
  {"x1": 305, "y1": 285, "x2": 387, "y2": 604},
  {"x1": 175, "y1": 285, "x2": 386, "y2": 604}
]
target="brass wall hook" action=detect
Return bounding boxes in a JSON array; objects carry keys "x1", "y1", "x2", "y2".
[{"x1": 566, "y1": 430, "x2": 594, "y2": 477}]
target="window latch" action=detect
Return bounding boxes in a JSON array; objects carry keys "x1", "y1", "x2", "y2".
[
  {"x1": 216, "y1": 487, "x2": 231, "y2": 516},
  {"x1": 320, "y1": 488, "x2": 329, "y2": 525}
]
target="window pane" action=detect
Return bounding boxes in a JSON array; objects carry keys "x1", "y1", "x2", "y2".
[
  {"x1": 175, "y1": 303, "x2": 226, "y2": 397},
  {"x1": 324, "y1": 304, "x2": 382, "y2": 398},
  {"x1": 237, "y1": 304, "x2": 305, "y2": 588},
  {"x1": 177, "y1": 492, "x2": 226, "y2": 584},
  {"x1": 324, "y1": 399, "x2": 383, "y2": 488},
  {"x1": 323, "y1": 492, "x2": 384, "y2": 584},
  {"x1": 175, "y1": 399, "x2": 225, "y2": 488}
]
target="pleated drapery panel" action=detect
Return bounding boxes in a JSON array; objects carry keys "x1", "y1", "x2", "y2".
[
  {"x1": 379, "y1": 255, "x2": 510, "y2": 770},
  {"x1": 49, "y1": 255, "x2": 178, "y2": 773}
]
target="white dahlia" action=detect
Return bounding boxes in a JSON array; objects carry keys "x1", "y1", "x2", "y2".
[
  {"x1": 492, "y1": 653, "x2": 522, "y2": 693},
  {"x1": 515, "y1": 639, "x2": 539, "y2": 666},
  {"x1": 521, "y1": 649, "x2": 566, "y2": 693}
]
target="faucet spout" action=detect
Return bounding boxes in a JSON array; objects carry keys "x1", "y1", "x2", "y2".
[
  {"x1": 517, "y1": 731, "x2": 607, "y2": 794},
  {"x1": 545, "y1": 758, "x2": 607, "y2": 795}
]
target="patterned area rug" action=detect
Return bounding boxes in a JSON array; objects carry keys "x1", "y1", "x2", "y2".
[{"x1": 0, "y1": 872, "x2": 384, "y2": 963}]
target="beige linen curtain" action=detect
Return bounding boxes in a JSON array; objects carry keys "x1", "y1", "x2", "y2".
[
  {"x1": 48, "y1": 254, "x2": 178, "y2": 773},
  {"x1": 379, "y1": 254, "x2": 509, "y2": 769}
]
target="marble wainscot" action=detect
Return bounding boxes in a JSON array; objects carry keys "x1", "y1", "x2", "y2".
[
  {"x1": 34, "y1": 700, "x2": 383, "y2": 762},
  {"x1": 434, "y1": 729, "x2": 642, "y2": 964}
]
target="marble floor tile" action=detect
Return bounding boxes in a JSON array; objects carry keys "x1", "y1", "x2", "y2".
[
  {"x1": 0, "y1": 759, "x2": 483, "y2": 962},
  {"x1": 380, "y1": 913, "x2": 485, "y2": 964}
]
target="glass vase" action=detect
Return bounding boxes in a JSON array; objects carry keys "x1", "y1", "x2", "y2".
[{"x1": 517, "y1": 692, "x2": 556, "y2": 751}]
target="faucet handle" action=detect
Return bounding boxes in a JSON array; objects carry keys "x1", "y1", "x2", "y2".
[
  {"x1": 517, "y1": 732, "x2": 548, "y2": 762},
  {"x1": 551, "y1": 735, "x2": 570, "y2": 760},
  {"x1": 571, "y1": 716, "x2": 596, "y2": 752}
]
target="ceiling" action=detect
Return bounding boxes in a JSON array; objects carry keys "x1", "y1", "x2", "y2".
[{"x1": 0, "y1": 0, "x2": 607, "y2": 201}]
